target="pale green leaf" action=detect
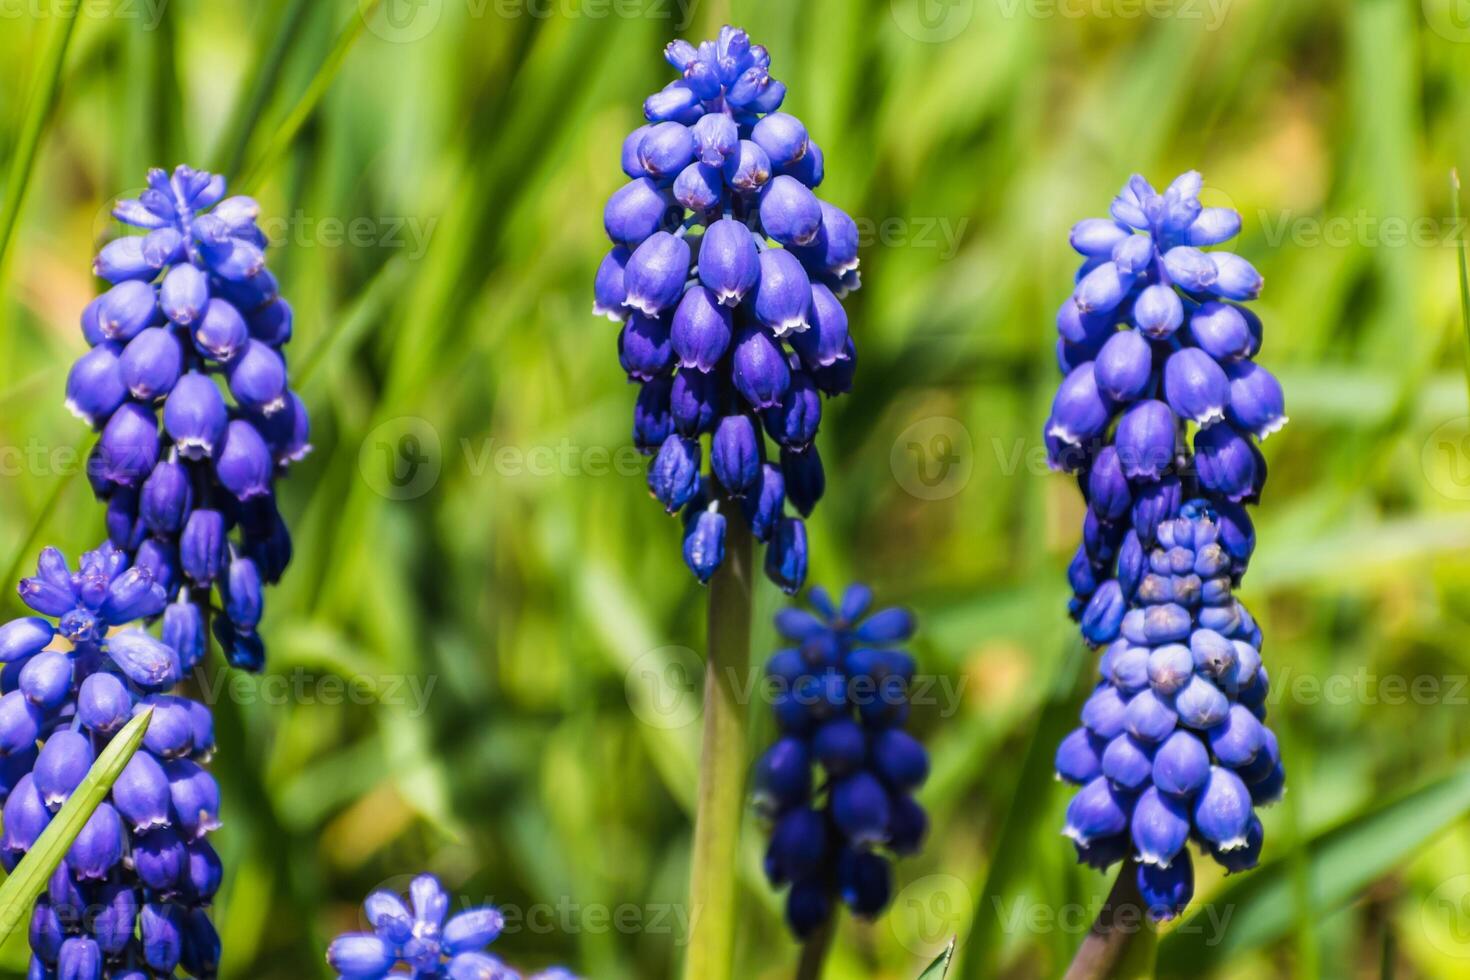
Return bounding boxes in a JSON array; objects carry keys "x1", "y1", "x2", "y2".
[
  {"x1": 0, "y1": 708, "x2": 152, "y2": 940},
  {"x1": 917, "y1": 938, "x2": 956, "y2": 980}
]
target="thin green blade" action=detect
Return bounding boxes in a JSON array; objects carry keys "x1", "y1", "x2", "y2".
[
  {"x1": 237, "y1": 0, "x2": 381, "y2": 191},
  {"x1": 212, "y1": 0, "x2": 314, "y2": 178},
  {"x1": 0, "y1": 8, "x2": 79, "y2": 279},
  {"x1": 955, "y1": 640, "x2": 1087, "y2": 979},
  {"x1": 0, "y1": 708, "x2": 152, "y2": 938},
  {"x1": 1452, "y1": 169, "x2": 1470, "y2": 414},
  {"x1": 917, "y1": 938, "x2": 957, "y2": 980},
  {"x1": 1157, "y1": 759, "x2": 1470, "y2": 975}
]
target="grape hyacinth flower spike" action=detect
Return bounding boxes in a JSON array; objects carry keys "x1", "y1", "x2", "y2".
[
  {"x1": 754, "y1": 585, "x2": 928, "y2": 940},
  {"x1": 327, "y1": 873, "x2": 579, "y2": 979},
  {"x1": 596, "y1": 25, "x2": 864, "y2": 595},
  {"x1": 1056, "y1": 502, "x2": 1281, "y2": 922},
  {"x1": 1049, "y1": 172, "x2": 1279, "y2": 632},
  {"x1": 73, "y1": 165, "x2": 310, "y2": 672},
  {"x1": 1, "y1": 545, "x2": 222, "y2": 979},
  {"x1": 1045, "y1": 172, "x2": 1284, "y2": 931},
  {"x1": 0, "y1": 166, "x2": 311, "y2": 976}
]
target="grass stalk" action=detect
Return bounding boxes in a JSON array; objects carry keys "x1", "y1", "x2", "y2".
[
  {"x1": 1451, "y1": 169, "x2": 1470, "y2": 414},
  {"x1": 237, "y1": 0, "x2": 381, "y2": 192},
  {"x1": 683, "y1": 506, "x2": 755, "y2": 980},
  {"x1": 213, "y1": 0, "x2": 314, "y2": 178},
  {"x1": 795, "y1": 914, "x2": 836, "y2": 980},
  {"x1": 0, "y1": 7, "x2": 78, "y2": 283},
  {"x1": 1063, "y1": 858, "x2": 1157, "y2": 980}
]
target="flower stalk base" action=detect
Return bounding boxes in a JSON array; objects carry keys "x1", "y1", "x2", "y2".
[
  {"x1": 1064, "y1": 858, "x2": 1158, "y2": 980},
  {"x1": 684, "y1": 506, "x2": 754, "y2": 980},
  {"x1": 794, "y1": 913, "x2": 835, "y2": 980}
]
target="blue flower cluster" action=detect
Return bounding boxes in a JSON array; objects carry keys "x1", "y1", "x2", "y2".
[
  {"x1": 1047, "y1": 175, "x2": 1286, "y2": 917},
  {"x1": 327, "y1": 873, "x2": 578, "y2": 979},
  {"x1": 68, "y1": 165, "x2": 309, "y2": 672},
  {"x1": 0, "y1": 165, "x2": 308, "y2": 977},
  {"x1": 752, "y1": 586, "x2": 928, "y2": 938},
  {"x1": 1055, "y1": 502, "x2": 1284, "y2": 919},
  {"x1": 595, "y1": 26, "x2": 862, "y2": 594},
  {"x1": 1044, "y1": 172, "x2": 1283, "y2": 633},
  {"x1": 1, "y1": 545, "x2": 221, "y2": 978}
]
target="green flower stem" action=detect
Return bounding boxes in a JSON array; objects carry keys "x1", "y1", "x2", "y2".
[
  {"x1": 683, "y1": 506, "x2": 755, "y2": 980},
  {"x1": 1063, "y1": 858, "x2": 1157, "y2": 980},
  {"x1": 795, "y1": 913, "x2": 836, "y2": 980}
]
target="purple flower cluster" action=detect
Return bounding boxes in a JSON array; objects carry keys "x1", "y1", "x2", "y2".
[
  {"x1": 0, "y1": 545, "x2": 221, "y2": 978},
  {"x1": 1048, "y1": 175, "x2": 1286, "y2": 917},
  {"x1": 1045, "y1": 172, "x2": 1284, "y2": 638},
  {"x1": 327, "y1": 873, "x2": 578, "y2": 979},
  {"x1": 1055, "y1": 502, "x2": 1283, "y2": 919},
  {"x1": 67, "y1": 165, "x2": 309, "y2": 672},
  {"x1": 594, "y1": 26, "x2": 863, "y2": 594},
  {"x1": 753, "y1": 586, "x2": 928, "y2": 938},
  {"x1": 0, "y1": 165, "x2": 310, "y2": 977}
]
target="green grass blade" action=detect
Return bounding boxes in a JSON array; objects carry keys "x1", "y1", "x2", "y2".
[
  {"x1": 237, "y1": 0, "x2": 381, "y2": 191},
  {"x1": 212, "y1": 0, "x2": 314, "y2": 178},
  {"x1": 954, "y1": 640, "x2": 1087, "y2": 980},
  {"x1": 1157, "y1": 759, "x2": 1470, "y2": 975},
  {"x1": 0, "y1": 7, "x2": 80, "y2": 281},
  {"x1": 1452, "y1": 169, "x2": 1470, "y2": 415},
  {"x1": 294, "y1": 254, "x2": 409, "y2": 389},
  {"x1": 917, "y1": 938, "x2": 957, "y2": 979},
  {"x1": 0, "y1": 708, "x2": 152, "y2": 938}
]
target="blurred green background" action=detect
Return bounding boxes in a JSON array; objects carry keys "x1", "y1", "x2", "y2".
[{"x1": 4, "y1": 0, "x2": 1470, "y2": 976}]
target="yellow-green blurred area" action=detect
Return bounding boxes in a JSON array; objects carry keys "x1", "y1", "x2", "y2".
[{"x1": 3, "y1": 0, "x2": 1470, "y2": 976}]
